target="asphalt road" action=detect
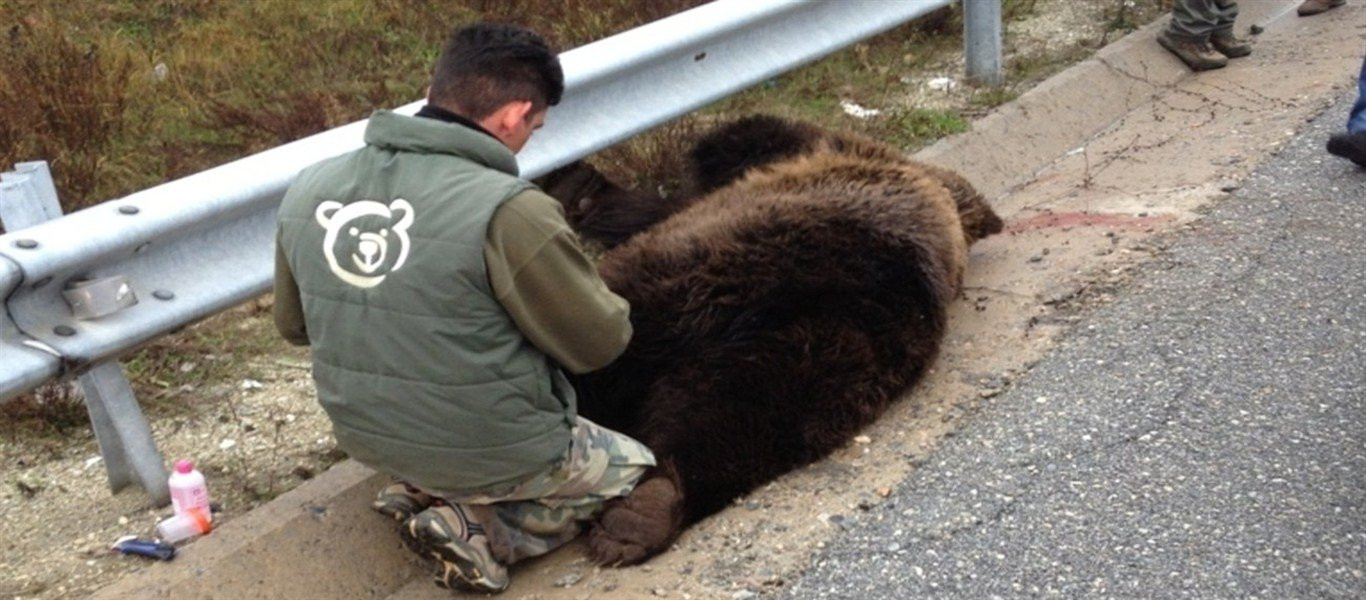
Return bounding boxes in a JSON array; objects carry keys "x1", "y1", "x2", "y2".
[{"x1": 782, "y1": 93, "x2": 1366, "y2": 598}]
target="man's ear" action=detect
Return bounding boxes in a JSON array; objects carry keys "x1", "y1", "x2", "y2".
[{"x1": 496, "y1": 100, "x2": 534, "y2": 131}]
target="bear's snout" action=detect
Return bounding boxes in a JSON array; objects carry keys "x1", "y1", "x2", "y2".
[{"x1": 352, "y1": 232, "x2": 388, "y2": 273}]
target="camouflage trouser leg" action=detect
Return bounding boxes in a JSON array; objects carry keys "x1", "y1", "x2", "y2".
[
  {"x1": 437, "y1": 417, "x2": 655, "y2": 564},
  {"x1": 1166, "y1": 0, "x2": 1239, "y2": 40}
]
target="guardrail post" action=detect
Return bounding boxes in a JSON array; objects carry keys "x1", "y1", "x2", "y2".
[
  {"x1": 77, "y1": 362, "x2": 170, "y2": 500},
  {"x1": 964, "y1": 0, "x2": 1004, "y2": 86},
  {"x1": 0, "y1": 162, "x2": 170, "y2": 504}
]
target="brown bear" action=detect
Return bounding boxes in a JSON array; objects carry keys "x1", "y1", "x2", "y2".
[{"x1": 539, "y1": 115, "x2": 1003, "y2": 565}]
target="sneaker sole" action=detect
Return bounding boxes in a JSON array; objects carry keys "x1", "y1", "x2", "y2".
[{"x1": 400, "y1": 515, "x2": 507, "y2": 593}]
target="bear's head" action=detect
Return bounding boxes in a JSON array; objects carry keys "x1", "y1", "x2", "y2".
[
  {"x1": 537, "y1": 161, "x2": 689, "y2": 250},
  {"x1": 315, "y1": 198, "x2": 415, "y2": 289}
]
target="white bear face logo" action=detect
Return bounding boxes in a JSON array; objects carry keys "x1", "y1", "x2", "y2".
[{"x1": 315, "y1": 199, "x2": 415, "y2": 289}]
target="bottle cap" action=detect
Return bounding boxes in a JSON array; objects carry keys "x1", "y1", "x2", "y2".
[
  {"x1": 174, "y1": 459, "x2": 193, "y2": 474},
  {"x1": 156, "y1": 508, "x2": 212, "y2": 543}
]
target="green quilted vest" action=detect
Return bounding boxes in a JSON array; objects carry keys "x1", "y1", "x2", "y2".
[{"x1": 277, "y1": 110, "x2": 573, "y2": 494}]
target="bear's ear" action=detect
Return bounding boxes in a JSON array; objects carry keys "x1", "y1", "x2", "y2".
[
  {"x1": 388, "y1": 199, "x2": 415, "y2": 231},
  {"x1": 315, "y1": 201, "x2": 344, "y2": 228}
]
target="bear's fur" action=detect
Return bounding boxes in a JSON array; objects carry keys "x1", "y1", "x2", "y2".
[{"x1": 544, "y1": 115, "x2": 1003, "y2": 565}]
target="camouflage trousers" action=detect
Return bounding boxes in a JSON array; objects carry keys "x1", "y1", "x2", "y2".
[
  {"x1": 1166, "y1": 0, "x2": 1239, "y2": 40},
  {"x1": 429, "y1": 417, "x2": 655, "y2": 564}
]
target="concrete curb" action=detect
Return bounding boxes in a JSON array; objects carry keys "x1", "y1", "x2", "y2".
[
  {"x1": 90, "y1": 462, "x2": 412, "y2": 599},
  {"x1": 90, "y1": 1, "x2": 1304, "y2": 597}
]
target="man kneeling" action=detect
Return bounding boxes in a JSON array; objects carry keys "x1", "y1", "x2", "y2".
[{"x1": 274, "y1": 23, "x2": 654, "y2": 594}]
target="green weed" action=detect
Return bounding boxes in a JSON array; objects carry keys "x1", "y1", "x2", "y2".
[{"x1": 881, "y1": 109, "x2": 972, "y2": 151}]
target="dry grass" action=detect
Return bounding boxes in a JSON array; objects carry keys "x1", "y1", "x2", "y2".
[
  {"x1": 0, "y1": 0, "x2": 703, "y2": 218},
  {"x1": 0, "y1": 14, "x2": 137, "y2": 210}
]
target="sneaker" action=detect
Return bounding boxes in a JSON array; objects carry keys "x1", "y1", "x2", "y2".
[
  {"x1": 371, "y1": 482, "x2": 434, "y2": 523},
  {"x1": 1327, "y1": 132, "x2": 1366, "y2": 167},
  {"x1": 401, "y1": 504, "x2": 509, "y2": 593},
  {"x1": 1157, "y1": 31, "x2": 1227, "y2": 72},
  {"x1": 1210, "y1": 32, "x2": 1251, "y2": 58},
  {"x1": 1298, "y1": 0, "x2": 1346, "y2": 16}
]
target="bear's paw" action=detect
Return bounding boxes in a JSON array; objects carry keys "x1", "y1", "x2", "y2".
[{"x1": 587, "y1": 469, "x2": 684, "y2": 566}]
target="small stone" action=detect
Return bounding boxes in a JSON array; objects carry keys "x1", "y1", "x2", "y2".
[
  {"x1": 877, "y1": 487, "x2": 892, "y2": 498},
  {"x1": 652, "y1": 587, "x2": 669, "y2": 596},
  {"x1": 553, "y1": 572, "x2": 583, "y2": 587},
  {"x1": 117, "y1": 516, "x2": 129, "y2": 526},
  {"x1": 732, "y1": 591, "x2": 758, "y2": 600},
  {"x1": 219, "y1": 439, "x2": 237, "y2": 450},
  {"x1": 853, "y1": 435, "x2": 872, "y2": 444},
  {"x1": 1249, "y1": 23, "x2": 1264, "y2": 35}
]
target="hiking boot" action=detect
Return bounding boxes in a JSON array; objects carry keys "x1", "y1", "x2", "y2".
[
  {"x1": 371, "y1": 482, "x2": 434, "y2": 523},
  {"x1": 1157, "y1": 31, "x2": 1227, "y2": 72},
  {"x1": 1327, "y1": 132, "x2": 1366, "y2": 167},
  {"x1": 1298, "y1": 0, "x2": 1346, "y2": 16},
  {"x1": 401, "y1": 504, "x2": 509, "y2": 593},
  {"x1": 1211, "y1": 32, "x2": 1251, "y2": 58}
]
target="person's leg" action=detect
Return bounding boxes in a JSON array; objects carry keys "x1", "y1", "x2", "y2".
[
  {"x1": 1209, "y1": 0, "x2": 1251, "y2": 58},
  {"x1": 1159, "y1": 0, "x2": 1228, "y2": 71},
  {"x1": 1327, "y1": 55, "x2": 1366, "y2": 167},
  {"x1": 1349, "y1": 56, "x2": 1366, "y2": 135},
  {"x1": 454, "y1": 417, "x2": 656, "y2": 563},
  {"x1": 1166, "y1": 0, "x2": 1219, "y2": 39},
  {"x1": 403, "y1": 417, "x2": 655, "y2": 591},
  {"x1": 1210, "y1": 0, "x2": 1239, "y2": 35}
]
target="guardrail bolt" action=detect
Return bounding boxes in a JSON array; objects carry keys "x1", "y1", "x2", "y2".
[
  {"x1": 118, "y1": 205, "x2": 140, "y2": 215},
  {"x1": 152, "y1": 290, "x2": 175, "y2": 300},
  {"x1": 53, "y1": 325, "x2": 76, "y2": 336},
  {"x1": 14, "y1": 239, "x2": 38, "y2": 249}
]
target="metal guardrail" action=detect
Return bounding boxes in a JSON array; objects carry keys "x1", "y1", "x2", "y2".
[{"x1": 0, "y1": 0, "x2": 995, "y2": 501}]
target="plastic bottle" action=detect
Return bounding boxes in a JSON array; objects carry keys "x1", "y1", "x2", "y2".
[
  {"x1": 168, "y1": 459, "x2": 212, "y2": 522},
  {"x1": 155, "y1": 508, "x2": 212, "y2": 543}
]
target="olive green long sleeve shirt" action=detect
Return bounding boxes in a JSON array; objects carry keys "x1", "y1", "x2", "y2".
[{"x1": 274, "y1": 188, "x2": 631, "y2": 375}]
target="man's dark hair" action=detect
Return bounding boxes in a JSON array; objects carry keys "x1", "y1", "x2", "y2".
[{"x1": 429, "y1": 23, "x2": 564, "y2": 120}]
